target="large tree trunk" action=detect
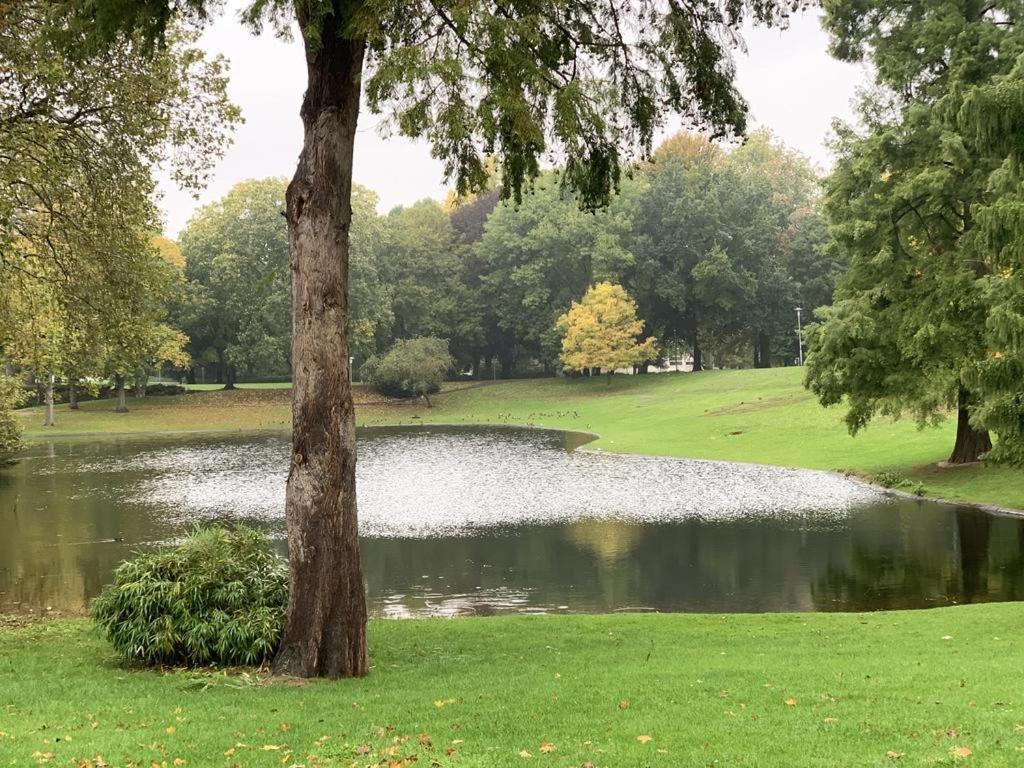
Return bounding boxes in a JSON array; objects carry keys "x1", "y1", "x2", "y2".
[
  {"x1": 114, "y1": 374, "x2": 128, "y2": 413},
  {"x1": 272, "y1": 14, "x2": 368, "y2": 680},
  {"x1": 68, "y1": 381, "x2": 79, "y2": 410},
  {"x1": 43, "y1": 376, "x2": 55, "y2": 427},
  {"x1": 948, "y1": 387, "x2": 991, "y2": 464},
  {"x1": 222, "y1": 365, "x2": 237, "y2": 391}
]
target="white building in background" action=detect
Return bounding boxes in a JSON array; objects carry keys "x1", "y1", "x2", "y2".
[{"x1": 615, "y1": 351, "x2": 694, "y2": 375}]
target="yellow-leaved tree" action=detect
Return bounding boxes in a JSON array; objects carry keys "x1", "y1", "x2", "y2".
[{"x1": 557, "y1": 282, "x2": 658, "y2": 384}]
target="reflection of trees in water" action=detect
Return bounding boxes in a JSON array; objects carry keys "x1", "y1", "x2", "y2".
[
  {"x1": 0, "y1": 442, "x2": 172, "y2": 612},
  {"x1": 811, "y1": 507, "x2": 1024, "y2": 611}
]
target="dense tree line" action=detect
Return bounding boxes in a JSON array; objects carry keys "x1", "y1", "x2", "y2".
[{"x1": 176, "y1": 131, "x2": 840, "y2": 385}]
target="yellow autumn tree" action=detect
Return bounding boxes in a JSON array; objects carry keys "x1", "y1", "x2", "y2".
[{"x1": 556, "y1": 282, "x2": 657, "y2": 383}]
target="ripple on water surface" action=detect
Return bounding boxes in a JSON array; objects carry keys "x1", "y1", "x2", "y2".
[{"x1": 112, "y1": 426, "x2": 885, "y2": 536}]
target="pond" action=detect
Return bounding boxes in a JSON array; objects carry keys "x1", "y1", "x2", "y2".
[{"x1": 2, "y1": 426, "x2": 1023, "y2": 616}]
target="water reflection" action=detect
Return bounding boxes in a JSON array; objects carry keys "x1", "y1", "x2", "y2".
[{"x1": 1, "y1": 428, "x2": 1022, "y2": 615}]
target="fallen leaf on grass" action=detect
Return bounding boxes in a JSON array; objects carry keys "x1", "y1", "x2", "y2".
[
  {"x1": 952, "y1": 747, "x2": 973, "y2": 757},
  {"x1": 617, "y1": 700, "x2": 630, "y2": 710},
  {"x1": 518, "y1": 749, "x2": 532, "y2": 758},
  {"x1": 636, "y1": 735, "x2": 652, "y2": 744},
  {"x1": 885, "y1": 751, "x2": 904, "y2": 759},
  {"x1": 539, "y1": 742, "x2": 555, "y2": 753},
  {"x1": 353, "y1": 744, "x2": 372, "y2": 756},
  {"x1": 785, "y1": 698, "x2": 797, "y2": 706}
]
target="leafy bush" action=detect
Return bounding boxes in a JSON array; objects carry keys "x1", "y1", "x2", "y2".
[
  {"x1": 93, "y1": 526, "x2": 288, "y2": 667},
  {"x1": 0, "y1": 375, "x2": 26, "y2": 461},
  {"x1": 361, "y1": 337, "x2": 454, "y2": 403},
  {"x1": 874, "y1": 470, "x2": 926, "y2": 496}
]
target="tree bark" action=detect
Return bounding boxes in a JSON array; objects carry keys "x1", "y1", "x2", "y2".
[
  {"x1": 691, "y1": 333, "x2": 703, "y2": 372},
  {"x1": 68, "y1": 381, "x2": 79, "y2": 410},
  {"x1": 948, "y1": 387, "x2": 991, "y2": 464},
  {"x1": 223, "y1": 365, "x2": 237, "y2": 391},
  {"x1": 272, "y1": 12, "x2": 368, "y2": 679},
  {"x1": 43, "y1": 376, "x2": 55, "y2": 427},
  {"x1": 754, "y1": 331, "x2": 771, "y2": 369},
  {"x1": 114, "y1": 374, "x2": 128, "y2": 413}
]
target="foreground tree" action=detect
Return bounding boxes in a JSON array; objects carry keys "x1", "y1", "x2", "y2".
[
  {"x1": 557, "y1": 282, "x2": 657, "y2": 382},
  {"x1": 807, "y1": 0, "x2": 1017, "y2": 463},
  {"x1": 70, "y1": 0, "x2": 794, "y2": 677}
]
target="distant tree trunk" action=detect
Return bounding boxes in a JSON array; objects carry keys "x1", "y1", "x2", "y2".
[
  {"x1": 498, "y1": 350, "x2": 514, "y2": 379},
  {"x1": 272, "y1": 14, "x2": 368, "y2": 680},
  {"x1": 223, "y1": 365, "x2": 237, "y2": 390},
  {"x1": 948, "y1": 387, "x2": 991, "y2": 464},
  {"x1": 186, "y1": 367, "x2": 197, "y2": 385},
  {"x1": 114, "y1": 374, "x2": 128, "y2": 413},
  {"x1": 68, "y1": 381, "x2": 79, "y2": 410},
  {"x1": 422, "y1": 391, "x2": 432, "y2": 407},
  {"x1": 134, "y1": 370, "x2": 147, "y2": 398},
  {"x1": 754, "y1": 331, "x2": 771, "y2": 369},
  {"x1": 691, "y1": 333, "x2": 703, "y2": 372},
  {"x1": 606, "y1": 371, "x2": 613, "y2": 386},
  {"x1": 43, "y1": 376, "x2": 55, "y2": 427}
]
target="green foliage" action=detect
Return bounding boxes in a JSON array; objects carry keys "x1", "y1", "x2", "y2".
[
  {"x1": 0, "y1": 375, "x2": 26, "y2": 460},
  {"x1": 92, "y1": 526, "x2": 287, "y2": 667},
  {"x1": 630, "y1": 131, "x2": 828, "y2": 369},
  {"x1": 810, "y1": 0, "x2": 1024, "y2": 462},
  {"x1": 56, "y1": 0, "x2": 792, "y2": 211},
  {"x1": 873, "y1": 470, "x2": 926, "y2": 496},
  {"x1": 361, "y1": 338, "x2": 454, "y2": 401}
]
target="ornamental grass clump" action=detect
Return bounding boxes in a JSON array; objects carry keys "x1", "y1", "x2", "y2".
[{"x1": 93, "y1": 526, "x2": 287, "y2": 667}]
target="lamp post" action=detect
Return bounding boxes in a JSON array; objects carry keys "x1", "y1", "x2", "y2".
[{"x1": 795, "y1": 307, "x2": 804, "y2": 366}]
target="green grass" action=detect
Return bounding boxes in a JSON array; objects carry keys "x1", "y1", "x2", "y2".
[
  {"x1": 16, "y1": 368, "x2": 1024, "y2": 509},
  {"x1": 2, "y1": 607, "x2": 1022, "y2": 767}
]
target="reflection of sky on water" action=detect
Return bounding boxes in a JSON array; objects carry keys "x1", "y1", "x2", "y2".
[
  {"x1": 5, "y1": 427, "x2": 1022, "y2": 617},
  {"x1": 101, "y1": 427, "x2": 884, "y2": 536}
]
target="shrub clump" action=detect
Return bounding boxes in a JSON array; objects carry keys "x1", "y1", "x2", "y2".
[
  {"x1": 361, "y1": 337, "x2": 454, "y2": 404},
  {"x1": 93, "y1": 526, "x2": 288, "y2": 667}
]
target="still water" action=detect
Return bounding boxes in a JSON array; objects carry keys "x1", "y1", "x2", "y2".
[{"x1": 2, "y1": 426, "x2": 1022, "y2": 615}]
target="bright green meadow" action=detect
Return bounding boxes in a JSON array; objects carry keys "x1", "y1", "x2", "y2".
[{"x1": 2, "y1": 607, "x2": 1023, "y2": 767}]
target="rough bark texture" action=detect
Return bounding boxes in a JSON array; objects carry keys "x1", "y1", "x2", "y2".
[
  {"x1": 222, "y1": 365, "x2": 237, "y2": 390},
  {"x1": 272, "y1": 12, "x2": 368, "y2": 679},
  {"x1": 68, "y1": 382, "x2": 79, "y2": 410},
  {"x1": 949, "y1": 387, "x2": 992, "y2": 464},
  {"x1": 114, "y1": 374, "x2": 128, "y2": 413},
  {"x1": 43, "y1": 378, "x2": 54, "y2": 427}
]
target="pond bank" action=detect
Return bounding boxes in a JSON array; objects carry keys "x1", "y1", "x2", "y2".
[{"x1": 14, "y1": 367, "x2": 1024, "y2": 511}]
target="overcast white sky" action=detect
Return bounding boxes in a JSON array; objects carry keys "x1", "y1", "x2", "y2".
[{"x1": 158, "y1": 8, "x2": 870, "y2": 237}]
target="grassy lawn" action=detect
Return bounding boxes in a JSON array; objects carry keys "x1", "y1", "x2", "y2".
[
  {"x1": 2, "y1": 606, "x2": 1022, "y2": 767},
  {"x1": 18, "y1": 367, "x2": 1021, "y2": 510}
]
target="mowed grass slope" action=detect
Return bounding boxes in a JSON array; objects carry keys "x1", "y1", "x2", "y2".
[
  {"x1": 16, "y1": 367, "x2": 1024, "y2": 509},
  {"x1": 2, "y1": 606, "x2": 1023, "y2": 767}
]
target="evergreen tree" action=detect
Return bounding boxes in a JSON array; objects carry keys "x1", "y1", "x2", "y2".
[{"x1": 807, "y1": 0, "x2": 1020, "y2": 463}]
